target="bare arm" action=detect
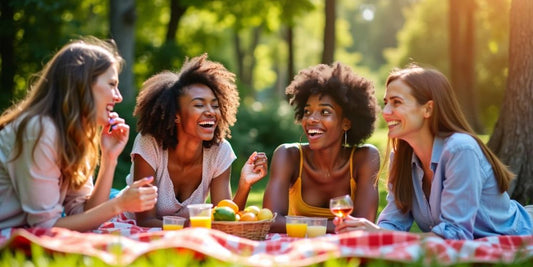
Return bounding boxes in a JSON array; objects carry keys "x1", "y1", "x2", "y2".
[
  {"x1": 232, "y1": 152, "x2": 268, "y2": 210},
  {"x1": 263, "y1": 144, "x2": 298, "y2": 233},
  {"x1": 210, "y1": 167, "x2": 233, "y2": 206},
  {"x1": 352, "y1": 144, "x2": 380, "y2": 222},
  {"x1": 131, "y1": 154, "x2": 162, "y2": 227},
  {"x1": 54, "y1": 177, "x2": 157, "y2": 231},
  {"x1": 84, "y1": 114, "x2": 129, "y2": 210}
]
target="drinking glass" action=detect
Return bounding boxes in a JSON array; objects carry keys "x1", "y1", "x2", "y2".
[
  {"x1": 306, "y1": 217, "x2": 327, "y2": 238},
  {"x1": 329, "y1": 195, "x2": 353, "y2": 221},
  {"x1": 163, "y1": 216, "x2": 186, "y2": 230},
  {"x1": 285, "y1": 216, "x2": 308, "y2": 238},
  {"x1": 187, "y1": 204, "x2": 213, "y2": 229}
]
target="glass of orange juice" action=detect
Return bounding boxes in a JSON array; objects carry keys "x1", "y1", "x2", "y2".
[
  {"x1": 285, "y1": 216, "x2": 308, "y2": 238},
  {"x1": 163, "y1": 216, "x2": 186, "y2": 230},
  {"x1": 187, "y1": 204, "x2": 213, "y2": 228},
  {"x1": 306, "y1": 217, "x2": 327, "y2": 237}
]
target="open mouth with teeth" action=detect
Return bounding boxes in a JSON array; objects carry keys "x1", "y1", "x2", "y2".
[
  {"x1": 198, "y1": 120, "x2": 216, "y2": 128},
  {"x1": 307, "y1": 128, "x2": 325, "y2": 137},
  {"x1": 387, "y1": 121, "x2": 400, "y2": 127}
]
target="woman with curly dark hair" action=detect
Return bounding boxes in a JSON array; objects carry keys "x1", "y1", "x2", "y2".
[
  {"x1": 126, "y1": 54, "x2": 268, "y2": 227},
  {"x1": 263, "y1": 62, "x2": 380, "y2": 233}
]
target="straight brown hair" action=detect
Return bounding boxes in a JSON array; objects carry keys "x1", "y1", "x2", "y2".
[{"x1": 384, "y1": 65, "x2": 514, "y2": 213}]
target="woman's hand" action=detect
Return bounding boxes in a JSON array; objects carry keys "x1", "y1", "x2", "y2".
[
  {"x1": 117, "y1": 176, "x2": 158, "y2": 213},
  {"x1": 333, "y1": 215, "x2": 381, "y2": 233},
  {"x1": 100, "y1": 112, "x2": 130, "y2": 162},
  {"x1": 239, "y1": 151, "x2": 268, "y2": 188}
]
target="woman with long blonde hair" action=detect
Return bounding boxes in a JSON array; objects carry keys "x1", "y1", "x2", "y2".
[{"x1": 0, "y1": 37, "x2": 157, "y2": 231}]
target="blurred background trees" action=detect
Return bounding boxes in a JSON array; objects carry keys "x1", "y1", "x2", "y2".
[{"x1": 1, "y1": 0, "x2": 530, "y2": 203}]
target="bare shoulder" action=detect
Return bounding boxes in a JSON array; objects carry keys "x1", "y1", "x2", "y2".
[
  {"x1": 353, "y1": 144, "x2": 380, "y2": 167},
  {"x1": 354, "y1": 144, "x2": 380, "y2": 158},
  {"x1": 273, "y1": 143, "x2": 301, "y2": 159}
]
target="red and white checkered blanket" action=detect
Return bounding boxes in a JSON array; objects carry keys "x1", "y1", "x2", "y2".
[{"x1": 1, "y1": 216, "x2": 532, "y2": 266}]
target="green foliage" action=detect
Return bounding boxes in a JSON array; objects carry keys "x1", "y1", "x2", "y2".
[
  {"x1": 342, "y1": 0, "x2": 414, "y2": 71},
  {"x1": 382, "y1": 0, "x2": 512, "y2": 132},
  {"x1": 383, "y1": 0, "x2": 449, "y2": 77},
  {"x1": 228, "y1": 100, "x2": 301, "y2": 189}
]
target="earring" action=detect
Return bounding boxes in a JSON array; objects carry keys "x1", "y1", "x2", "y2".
[{"x1": 343, "y1": 130, "x2": 350, "y2": 148}]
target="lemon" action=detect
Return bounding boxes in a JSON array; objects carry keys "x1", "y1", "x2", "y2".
[
  {"x1": 244, "y1": 205, "x2": 260, "y2": 216},
  {"x1": 213, "y1": 206, "x2": 236, "y2": 221},
  {"x1": 257, "y1": 208, "x2": 274, "y2": 221}
]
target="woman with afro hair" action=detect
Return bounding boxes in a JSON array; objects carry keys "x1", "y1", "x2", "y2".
[
  {"x1": 263, "y1": 62, "x2": 380, "y2": 233},
  {"x1": 126, "y1": 54, "x2": 268, "y2": 227}
]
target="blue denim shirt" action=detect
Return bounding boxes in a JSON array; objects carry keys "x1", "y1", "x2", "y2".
[{"x1": 377, "y1": 133, "x2": 532, "y2": 239}]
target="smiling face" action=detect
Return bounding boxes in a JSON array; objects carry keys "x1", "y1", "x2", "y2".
[
  {"x1": 177, "y1": 84, "x2": 220, "y2": 141},
  {"x1": 302, "y1": 94, "x2": 350, "y2": 150},
  {"x1": 382, "y1": 79, "x2": 432, "y2": 143},
  {"x1": 91, "y1": 63, "x2": 121, "y2": 126}
]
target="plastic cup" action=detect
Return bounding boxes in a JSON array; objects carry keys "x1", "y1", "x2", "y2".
[
  {"x1": 187, "y1": 204, "x2": 213, "y2": 228},
  {"x1": 285, "y1": 216, "x2": 307, "y2": 238},
  {"x1": 306, "y1": 217, "x2": 327, "y2": 237},
  {"x1": 162, "y1": 216, "x2": 186, "y2": 230}
]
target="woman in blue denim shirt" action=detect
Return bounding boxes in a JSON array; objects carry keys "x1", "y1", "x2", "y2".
[{"x1": 335, "y1": 64, "x2": 532, "y2": 239}]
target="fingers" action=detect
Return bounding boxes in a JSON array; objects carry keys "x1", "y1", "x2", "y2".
[
  {"x1": 249, "y1": 151, "x2": 268, "y2": 174},
  {"x1": 105, "y1": 113, "x2": 129, "y2": 135},
  {"x1": 247, "y1": 151, "x2": 258, "y2": 163},
  {"x1": 131, "y1": 176, "x2": 155, "y2": 187},
  {"x1": 121, "y1": 178, "x2": 158, "y2": 212}
]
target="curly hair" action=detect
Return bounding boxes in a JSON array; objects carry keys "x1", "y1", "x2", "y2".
[
  {"x1": 0, "y1": 36, "x2": 123, "y2": 190},
  {"x1": 285, "y1": 62, "x2": 378, "y2": 146},
  {"x1": 134, "y1": 53, "x2": 239, "y2": 149}
]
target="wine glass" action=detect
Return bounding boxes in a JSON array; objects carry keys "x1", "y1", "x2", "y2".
[{"x1": 329, "y1": 195, "x2": 354, "y2": 221}]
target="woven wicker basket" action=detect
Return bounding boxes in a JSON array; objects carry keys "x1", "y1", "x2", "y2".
[{"x1": 212, "y1": 213, "x2": 277, "y2": 240}]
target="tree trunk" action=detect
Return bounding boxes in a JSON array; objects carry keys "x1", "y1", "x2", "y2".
[
  {"x1": 232, "y1": 25, "x2": 263, "y2": 99},
  {"x1": 287, "y1": 25, "x2": 295, "y2": 86},
  {"x1": 0, "y1": 0, "x2": 15, "y2": 111},
  {"x1": 321, "y1": 0, "x2": 335, "y2": 64},
  {"x1": 166, "y1": 0, "x2": 187, "y2": 42},
  {"x1": 233, "y1": 29, "x2": 245, "y2": 85},
  {"x1": 487, "y1": 0, "x2": 533, "y2": 204},
  {"x1": 110, "y1": 0, "x2": 136, "y2": 103},
  {"x1": 449, "y1": 0, "x2": 483, "y2": 132}
]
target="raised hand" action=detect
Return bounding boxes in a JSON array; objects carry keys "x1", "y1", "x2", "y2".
[
  {"x1": 100, "y1": 112, "x2": 130, "y2": 161},
  {"x1": 117, "y1": 176, "x2": 158, "y2": 213},
  {"x1": 239, "y1": 151, "x2": 268, "y2": 187}
]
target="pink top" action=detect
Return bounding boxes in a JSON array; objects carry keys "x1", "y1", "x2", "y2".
[
  {"x1": 125, "y1": 134, "x2": 236, "y2": 218},
  {"x1": 0, "y1": 115, "x2": 92, "y2": 229}
]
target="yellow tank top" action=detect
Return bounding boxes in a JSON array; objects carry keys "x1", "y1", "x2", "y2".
[{"x1": 288, "y1": 144, "x2": 357, "y2": 218}]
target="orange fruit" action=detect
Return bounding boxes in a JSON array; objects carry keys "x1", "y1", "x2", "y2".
[
  {"x1": 244, "y1": 205, "x2": 260, "y2": 216},
  {"x1": 217, "y1": 199, "x2": 239, "y2": 214},
  {"x1": 239, "y1": 212, "x2": 258, "y2": 221}
]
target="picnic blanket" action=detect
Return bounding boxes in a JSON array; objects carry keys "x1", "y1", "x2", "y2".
[{"x1": 1, "y1": 217, "x2": 532, "y2": 266}]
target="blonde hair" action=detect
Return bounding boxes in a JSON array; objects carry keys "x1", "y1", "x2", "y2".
[
  {"x1": 0, "y1": 37, "x2": 124, "y2": 190},
  {"x1": 384, "y1": 64, "x2": 514, "y2": 213}
]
